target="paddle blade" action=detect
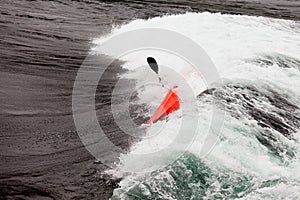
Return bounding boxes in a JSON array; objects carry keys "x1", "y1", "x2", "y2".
[{"x1": 147, "y1": 57, "x2": 159, "y2": 74}]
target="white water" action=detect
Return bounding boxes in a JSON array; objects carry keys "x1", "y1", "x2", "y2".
[{"x1": 93, "y1": 12, "x2": 300, "y2": 199}]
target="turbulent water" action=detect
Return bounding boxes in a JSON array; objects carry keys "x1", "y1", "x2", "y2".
[
  {"x1": 1, "y1": 0, "x2": 300, "y2": 199},
  {"x1": 94, "y1": 12, "x2": 300, "y2": 199}
]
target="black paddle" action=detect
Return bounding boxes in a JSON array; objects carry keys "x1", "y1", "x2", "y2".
[
  {"x1": 147, "y1": 57, "x2": 158, "y2": 74},
  {"x1": 147, "y1": 57, "x2": 163, "y2": 86}
]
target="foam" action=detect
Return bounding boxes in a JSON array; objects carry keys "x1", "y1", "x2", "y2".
[{"x1": 93, "y1": 12, "x2": 300, "y2": 198}]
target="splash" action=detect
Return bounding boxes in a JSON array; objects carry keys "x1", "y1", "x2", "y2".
[{"x1": 93, "y1": 12, "x2": 300, "y2": 199}]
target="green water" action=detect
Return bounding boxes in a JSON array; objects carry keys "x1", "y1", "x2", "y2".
[{"x1": 111, "y1": 153, "x2": 285, "y2": 200}]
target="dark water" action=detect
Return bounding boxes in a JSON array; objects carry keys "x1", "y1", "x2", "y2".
[{"x1": 1, "y1": 0, "x2": 300, "y2": 199}]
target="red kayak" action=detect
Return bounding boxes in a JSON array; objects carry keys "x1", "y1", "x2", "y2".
[{"x1": 147, "y1": 86, "x2": 180, "y2": 125}]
